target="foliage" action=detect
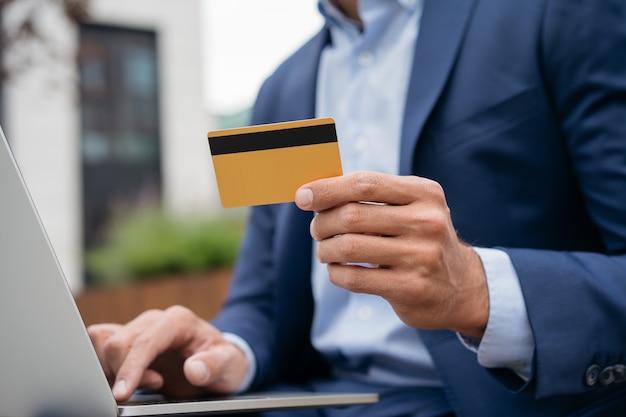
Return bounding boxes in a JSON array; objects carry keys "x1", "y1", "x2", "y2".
[{"x1": 85, "y1": 208, "x2": 245, "y2": 286}]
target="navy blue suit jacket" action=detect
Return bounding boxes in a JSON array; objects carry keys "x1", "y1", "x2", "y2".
[{"x1": 213, "y1": 0, "x2": 626, "y2": 414}]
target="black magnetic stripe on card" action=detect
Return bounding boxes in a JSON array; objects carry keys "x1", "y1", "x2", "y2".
[{"x1": 208, "y1": 123, "x2": 337, "y2": 155}]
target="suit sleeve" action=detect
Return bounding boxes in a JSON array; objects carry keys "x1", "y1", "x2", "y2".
[
  {"x1": 209, "y1": 78, "x2": 283, "y2": 389},
  {"x1": 504, "y1": 0, "x2": 626, "y2": 398},
  {"x1": 210, "y1": 202, "x2": 280, "y2": 390}
]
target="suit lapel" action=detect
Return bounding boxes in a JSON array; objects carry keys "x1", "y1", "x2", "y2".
[
  {"x1": 282, "y1": 27, "x2": 331, "y2": 121},
  {"x1": 286, "y1": 3, "x2": 477, "y2": 174},
  {"x1": 399, "y1": 0, "x2": 477, "y2": 174}
]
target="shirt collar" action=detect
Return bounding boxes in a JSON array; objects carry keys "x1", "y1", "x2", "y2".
[
  {"x1": 318, "y1": 0, "x2": 359, "y2": 32},
  {"x1": 318, "y1": 0, "x2": 420, "y2": 31}
]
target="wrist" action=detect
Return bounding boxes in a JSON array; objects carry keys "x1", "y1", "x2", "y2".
[
  {"x1": 221, "y1": 332, "x2": 256, "y2": 393},
  {"x1": 455, "y1": 245, "x2": 489, "y2": 339}
]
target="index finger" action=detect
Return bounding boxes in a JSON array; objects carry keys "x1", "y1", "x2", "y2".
[
  {"x1": 111, "y1": 317, "x2": 180, "y2": 400},
  {"x1": 87, "y1": 323, "x2": 123, "y2": 381},
  {"x1": 295, "y1": 171, "x2": 427, "y2": 212}
]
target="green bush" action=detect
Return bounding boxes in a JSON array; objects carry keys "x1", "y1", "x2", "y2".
[{"x1": 85, "y1": 208, "x2": 245, "y2": 286}]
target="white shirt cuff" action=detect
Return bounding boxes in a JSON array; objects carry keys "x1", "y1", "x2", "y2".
[
  {"x1": 222, "y1": 332, "x2": 257, "y2": 393},
  {"x1": 460, "y1": 247, "x2": 535, "y2": 381}
]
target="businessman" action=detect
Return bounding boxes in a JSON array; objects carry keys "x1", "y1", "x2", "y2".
[{"x1": 89, "y1": 0, "x2": 626, "y2": 415}]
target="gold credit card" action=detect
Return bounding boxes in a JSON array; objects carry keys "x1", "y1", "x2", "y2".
[{"x1": 207, "y1": 117, "x2": 343, "y2": 208}]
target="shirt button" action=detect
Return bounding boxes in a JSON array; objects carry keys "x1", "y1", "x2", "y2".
[
  {"x1": 357, "y1": 305, "x2": 373, "y2": 320},
  {"x1": 358, "y1": 50, "x2": 374, "y2": 67},
  {"x1": 354, "y1": 136, "x2": 368, "y2": 151}
]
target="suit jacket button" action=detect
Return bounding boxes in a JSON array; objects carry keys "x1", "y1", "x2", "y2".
[
  {"x1": 585, "y1": 364, "x2": 601, "y2": 386},
  {"x1": 599, "y1": 366, "x2": 615, "y2": 386},
  {"x1": 613, "y1": 364, "x2": 625, "y2": 383}
]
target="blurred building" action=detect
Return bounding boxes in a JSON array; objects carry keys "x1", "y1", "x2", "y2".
[{"x1": 1, "y1": 0, "x2": 220, "y2": 291}]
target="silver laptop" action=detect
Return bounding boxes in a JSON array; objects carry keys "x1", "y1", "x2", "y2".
[{"x1": 0, "y1": 126, "x2": 378, "y2": 417}]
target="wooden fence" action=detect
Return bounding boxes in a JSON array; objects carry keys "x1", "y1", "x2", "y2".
[{"x1": 74, "y1": 269, "x2": 232, "y2": 326}]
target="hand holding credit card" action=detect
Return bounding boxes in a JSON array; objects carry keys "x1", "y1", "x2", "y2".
[{"x1": 207, "y1": 117, "x2": 343, "y2": 208}]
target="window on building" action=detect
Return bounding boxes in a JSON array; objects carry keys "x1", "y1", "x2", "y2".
[{"x1": 79, "y1": 23, "x2": 162, "y2": 251}]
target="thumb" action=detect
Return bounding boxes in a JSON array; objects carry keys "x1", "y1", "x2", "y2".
[
  {"x1": 184, "y1": 357, "x2": 211, "y2": 385},
  {"x1": 183, "y1": 344, "x2": 249, "y2": 393}
]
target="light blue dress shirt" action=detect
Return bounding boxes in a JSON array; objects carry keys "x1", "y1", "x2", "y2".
[
  {"x1": 312, "y1": 0, "x2": 442, "y2": 388},
  {"x1": 226, "y1": 0, "x2": 535, "y2": 395}
]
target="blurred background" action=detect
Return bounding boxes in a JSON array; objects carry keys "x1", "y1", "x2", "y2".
[{"x1": 0, "y1": 0, "x2": 322, "y2": 321}]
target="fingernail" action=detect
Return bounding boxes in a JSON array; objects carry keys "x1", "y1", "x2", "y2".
[
  {"x1": 112, "y1": 379, "x2": 127, "y2": 398},
  {"x1": 295, "y1": 188, "x2": 313, "y2": 207},
  {"x1": 189, "y1": 360, "x2": 210, "y2": 382}
]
